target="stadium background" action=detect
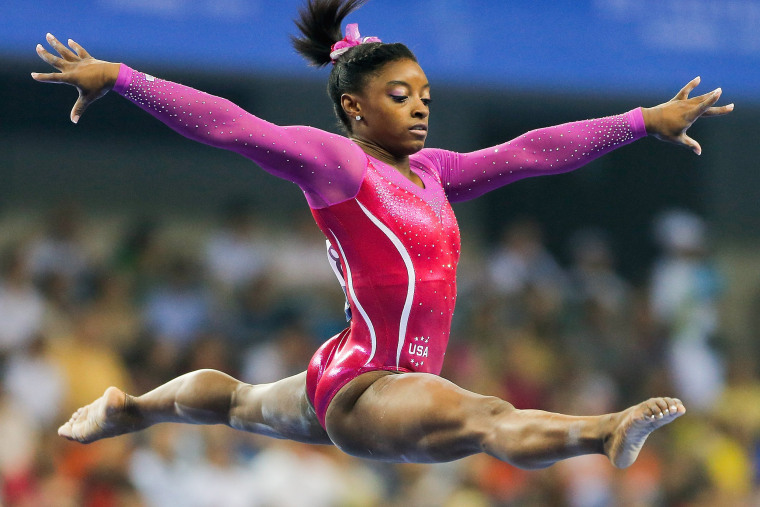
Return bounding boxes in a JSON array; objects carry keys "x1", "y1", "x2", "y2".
[{"x1": 1, "y1": 1, "x2": 759, "y2": 505}]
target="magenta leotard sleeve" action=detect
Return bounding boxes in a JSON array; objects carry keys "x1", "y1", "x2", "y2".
[
  {"x1": 113, "y1": 64, "x2": 366, "y2": 208},
  {"x1": 415, "y1": 109, "x2": 647, "y2": 203}
]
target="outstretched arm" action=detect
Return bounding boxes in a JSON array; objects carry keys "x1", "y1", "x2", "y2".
[
  {"x1": 32, "y1": 34, "x2": 366, "y2": 208},
  {"x1": 421, "y1": 78, "x2": 733, "y2": 203}
]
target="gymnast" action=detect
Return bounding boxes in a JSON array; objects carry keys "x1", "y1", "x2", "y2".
[{"x1": 33, "y1": 0, "x2": 733, "y2": 469}]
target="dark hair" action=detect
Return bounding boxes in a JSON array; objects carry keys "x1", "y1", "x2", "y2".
[{"x1": 291, "y1": 0, "x2": 417, "y2": 133}]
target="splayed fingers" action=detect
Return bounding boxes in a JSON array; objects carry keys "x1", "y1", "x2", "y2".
[
  {"x1": 700, "y1": 90, "x2": 735, "y2": 117},
  {"x1": 643, "y1": 78, "x2": 733, "y2": 155},
  {"x1": 674, "y1": 76, "x2": 702, "y2": 101},
  {"x1": 67, "y1": 39, "x2": 91, "y2": 59},
  {"x1": 31, "y1": 34, "x2": 120, "y2": 122},
  {"x1": 45, "y1": 33, "x2": 80, "y2": 62}
]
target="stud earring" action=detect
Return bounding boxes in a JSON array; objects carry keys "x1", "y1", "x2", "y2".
[{"x1": 355, "y1": 115, "x2": 362, "y2": 121}]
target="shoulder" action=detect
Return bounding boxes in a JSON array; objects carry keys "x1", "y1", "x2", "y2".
[
  {"x1": 412, "y1": 148, "x2": 447, "y2": 165},
  {"x1": 411, "y1": 148, "x2": 457, "y2": 173}
]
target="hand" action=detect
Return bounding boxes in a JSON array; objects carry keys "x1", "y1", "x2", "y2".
[
  {"x1": 31, "y1": 33, "x2": 121, "y2": 124},
  {"x1": 642, "y1": 77, "x2": 734, "y2": 156}
]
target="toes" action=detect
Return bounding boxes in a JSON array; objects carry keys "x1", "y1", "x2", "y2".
[
  {"x1": 58, "y1": 423, "x2": 72, "y2": 439},
  {"x1": 643, "y1": 399, "x2": 664, "y2": 420},
  {"x1": 659, "y1": 397, "x2": 685, "y2": 417},
  {"x1": 642, "y1": 397, "x2": 686, "y2": 422}
]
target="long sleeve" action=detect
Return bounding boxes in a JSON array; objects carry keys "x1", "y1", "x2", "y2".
[
  {"x1": 417, "y1": 109, "x2": 647, "y2": 203},
  {"x1": 113, "y1": 65, "x2": 367, "y2": 208}
]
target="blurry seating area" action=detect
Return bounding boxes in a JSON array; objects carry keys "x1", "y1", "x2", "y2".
[{"x1": 1, "y1": 201, "x2": 759, "y2": 507}]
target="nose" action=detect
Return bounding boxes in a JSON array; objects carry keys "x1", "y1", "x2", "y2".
[{"x1": 412, "y1": 98, "x2": 429, "y2": 119}]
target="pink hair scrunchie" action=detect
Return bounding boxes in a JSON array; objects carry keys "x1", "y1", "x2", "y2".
[{"x1": 330, "y1": 23, "x2": 382, "y2": 63}]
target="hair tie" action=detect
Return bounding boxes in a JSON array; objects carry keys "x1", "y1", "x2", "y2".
[{"x1": 330, "y1": 23, "x2": 381, "y2": 63}]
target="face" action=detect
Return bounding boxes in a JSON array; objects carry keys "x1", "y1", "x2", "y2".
[{"x1": 346, "y1": 58, "x2": 431, "y2": 156}]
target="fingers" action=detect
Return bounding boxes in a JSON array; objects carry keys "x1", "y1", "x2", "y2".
[
  {"x1": 692, "y1": 87, "x2": 734, "y2": 120},
  {"x1": 45, "y1": 33, "x2": 79, "y2": 61},
  {"x1": 36, "y1": 43, "x2": 65, "y2": 70},
  {"x1": 34, "y1": 33, "x2": 87, "y2": 72},
  {"x1": 698, "y1": 87, "x2": 723, "y2": 109},
  {"x1": 71, "y1": 94, "x2": 90, "y2": 124},
  {"x1": 31, "y1": 71, "x2": 68, "y2": 84},
  {"x1": 680, "y1": 133, "x2": 702, "y2": 156},
  {"x1": 68, "y1": 38, "x2": 91, "y2": 59},
  {"x1": 701, "y1": 103, "x2": 735, "y2": 117},
  {"x1": 675, "y1": 76, "x2": 701, "y2": 100}
]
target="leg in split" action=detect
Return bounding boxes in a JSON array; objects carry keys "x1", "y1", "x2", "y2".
[
  {"x1": 58, "y1": 369, "x2": 331, "y2": 445},
  {"x1": 324, "y1": 371, "x2": 685, "y2": 469}
]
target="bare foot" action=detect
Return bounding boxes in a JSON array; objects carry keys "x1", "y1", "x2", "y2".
[
  {"x1": 58, "y1": 386, "x2": 140, "y2": 443},
  {"x1": 604, "y1": 397, "x2": 685, "y2": 469}
]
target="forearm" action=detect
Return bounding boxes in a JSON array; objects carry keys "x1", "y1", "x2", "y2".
[
  {"x1": 130, "y1": 369, "x2": 240, "y2": 428},
  {"x1": 438, "y1": 109, "x2": 647, "y2": 202},
  {"x1": 112, "y1": 65, "x2": 366, "y2": 205},
  {"x1": 113, "y1": 65, "x2": 257, "y2": 151}
]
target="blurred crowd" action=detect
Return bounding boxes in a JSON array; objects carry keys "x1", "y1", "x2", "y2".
[{"x1": 1, "y1": 199, "x2": 759, "y2": 507}]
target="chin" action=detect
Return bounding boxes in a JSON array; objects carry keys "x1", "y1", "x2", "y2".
[{"x1": 407, "y1": 140, "x2": 426, "y2": 154}]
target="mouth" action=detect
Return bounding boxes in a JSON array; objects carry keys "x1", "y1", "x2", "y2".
[{"x1": 409, "y1": 124, "x2": 428, "y2": 136}]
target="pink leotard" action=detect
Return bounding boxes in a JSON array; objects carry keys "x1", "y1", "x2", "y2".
[{"x1": 113, "y1": 65, "x2": 647, "y2": 428}]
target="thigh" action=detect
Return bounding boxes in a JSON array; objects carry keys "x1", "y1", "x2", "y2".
[
  {"x1": 231, "y1": 371, "x2": 332, "y2": 445},
  {"x1": 325, "y1": 372, "x2": 512, "y2": 463}
]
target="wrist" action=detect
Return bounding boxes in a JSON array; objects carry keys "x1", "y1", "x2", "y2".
[
  {"x1": 102, "y1": 62, "x2": 121, "y2": 89},
  {"x1": 640, "y1": 106, "x2": 654, "y2": 136}
]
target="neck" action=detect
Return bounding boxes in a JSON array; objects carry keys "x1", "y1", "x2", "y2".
[{"x1": 351, "y1": 137, "x2": 411, "y2": 174}]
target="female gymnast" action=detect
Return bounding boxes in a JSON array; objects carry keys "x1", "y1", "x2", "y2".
[{"x1": 34, "y1": 0, "x2": 732, "y2": 470}]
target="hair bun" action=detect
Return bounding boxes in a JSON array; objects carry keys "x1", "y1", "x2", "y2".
[{"x1": 292, "y1": 0, "x2": 370, "y2": 67}]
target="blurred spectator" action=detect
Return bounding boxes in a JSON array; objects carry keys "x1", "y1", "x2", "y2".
[
  {"x1": 204, "y1": 196, "x2": 271, "y2": 292},
  {"x1": 486, "y1": 218, "x2": 566, "y2": 298},
  {"x1": 561, "y1": 229, "x2": 638, "y2": 384},
  {"x1": 3, "y1": 334, "x2": 66, "y2": 430},
  {"x1": 26, "y1": 202, "x2": 92, "y2": 294},
  {"x1": 650, "y1": 209, "x2": 725, "y2": 411},
  {"x1": 241, "y1": 321, "x2": 315, "y2": 385},
  {"x1": 485, "y1": 219, "x2": 567, "y2": 337},
  {"x1": 49, "y1": 308, "x2": 133, "y2": 414},
  {"x1": 38, "y1": 271, "x2": 79, "y2": 343},
  {"x1": 112, "y1": 217, "x2": 165, "y2": 297},
  {"x1": 88, "y1": 272, "x2": 141, "y2": 354},
  {"x1": 142, "y1": 255, "x2": 212, "y2": 352},
  {"x1": 0, "y1": 391, "x2": 39, "y2": 501},
  {"x1": 270, "y1": 213, "x2": 337, "y2": 291},
  {"x1": 566, "y1": 228, "x2": 630, "y2": 319},
  {"x1": 130, "y1": 425, "x2": 257, "y2": 507},
  {"x1": 0, "y1": 245, "x2": 45, "y2": 356},
  {"x1": 247, "y1": 441, "x2": 382, "y2": 507},
  {"x1": 224, "y1": 274, "x2": 289, "y2": 348}
]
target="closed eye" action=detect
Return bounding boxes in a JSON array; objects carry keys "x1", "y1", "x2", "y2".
[{"x1": 389, "y1": 95, "x2": 431, "y2": 107}]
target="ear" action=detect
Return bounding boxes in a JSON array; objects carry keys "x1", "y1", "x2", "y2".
[{"x1": 341, "y1": 93, "x2": 361, "y2": 118}]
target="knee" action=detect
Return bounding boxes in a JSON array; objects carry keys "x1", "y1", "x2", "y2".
[
  {"x1": 472, "y1": 396, "x2": 516, "y2": 424},
  {"x1": 473, "y1": 397, "x2": 518, "y2": 448}
]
